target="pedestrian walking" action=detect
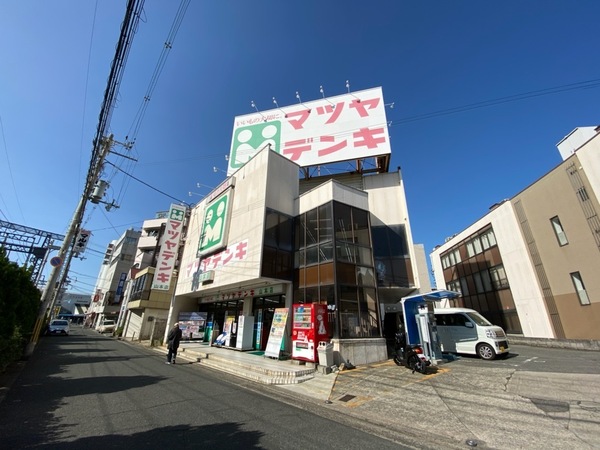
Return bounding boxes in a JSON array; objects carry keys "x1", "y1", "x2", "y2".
[{"x1": 166, "y1": 322, "x2": 183, "y2": 364}]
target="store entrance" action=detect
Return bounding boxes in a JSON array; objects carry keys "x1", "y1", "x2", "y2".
[
  {"x1": 202, "y1": 300, "x2": 243, "y2": 348},
  {"x1": 253, "y1": 295, "x2": 285, "y2": 351}
]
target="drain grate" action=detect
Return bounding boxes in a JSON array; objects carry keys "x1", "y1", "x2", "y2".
[{"x1": 338, "y1": 394, "x2": 356, "y2": 402}]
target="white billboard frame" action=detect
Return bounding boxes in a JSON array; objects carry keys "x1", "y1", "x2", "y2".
[{"x1": 228, "y1": 86, "x2": 391, "y2": 175}]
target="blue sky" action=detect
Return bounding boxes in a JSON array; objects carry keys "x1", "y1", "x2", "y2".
[{"x1": 1, "y1": 1, "x2": 599, "y2": 295}]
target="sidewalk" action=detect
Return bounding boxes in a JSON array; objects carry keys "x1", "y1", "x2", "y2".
[{"x1": 158, "y1": 340, "x2": 600, "y2": 450}]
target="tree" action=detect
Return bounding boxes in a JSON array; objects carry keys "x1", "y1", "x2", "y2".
[{"x1": 0, "y1": 248, "x2": 41, "y2": 370}]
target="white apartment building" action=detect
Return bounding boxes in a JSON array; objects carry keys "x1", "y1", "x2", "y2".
[
  {"x1": 87, "y1": 228, "x2": 140, "y2": 329},
  {"x1": 431, "y1": 126, "x2": 600, "y2": 340}
]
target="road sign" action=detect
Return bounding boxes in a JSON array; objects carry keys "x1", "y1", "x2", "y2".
[{"x1": 50, "y1": 256, "x2": 63, "y2": 267}]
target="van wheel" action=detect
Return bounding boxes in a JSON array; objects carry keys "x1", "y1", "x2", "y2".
[{"x1": 477, "y1": 343, "x2": 496, "y2": 360}]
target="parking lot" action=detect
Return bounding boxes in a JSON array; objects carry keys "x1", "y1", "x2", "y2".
[{"x1": 308, "y1": 345, "x2": 600, "y2": 449}]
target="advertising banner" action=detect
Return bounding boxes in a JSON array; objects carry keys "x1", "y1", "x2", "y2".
[
  {"x1": 228, "y1": 86, "x2": 390, "y2": 174},
  {"x1": 264, "y1": 307, "x2": 289, "y2": 359},
  {"x1": 74, "y1": 229, "x2": 91, "y2": 255},
  {"x1": 178, "y1": 311, "x2": 207, "y2": 340},
  {"x1": 151, "y1": 203, "x2": 186, "y2": 290}
]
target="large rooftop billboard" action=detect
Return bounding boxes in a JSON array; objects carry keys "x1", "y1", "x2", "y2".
[{"x1": 228, "y1": 86, "x2": 391, "y2": 175}]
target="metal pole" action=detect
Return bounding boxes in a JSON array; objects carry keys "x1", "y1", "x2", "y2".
[{"x1": 26, "y1": 135, "x2": 114, "y2": 355}]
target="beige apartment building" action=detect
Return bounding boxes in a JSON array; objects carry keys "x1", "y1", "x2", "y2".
[{"x1": 431, "y1": 126, "x2": 600, "y2": 340}]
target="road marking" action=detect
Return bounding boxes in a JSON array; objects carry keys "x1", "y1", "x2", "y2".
[{"x1": 523, "y1": 357, "x2": 538, "y2": 363}]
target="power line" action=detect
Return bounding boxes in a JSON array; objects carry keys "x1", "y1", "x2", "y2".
[
  {"x1": 126, "y1": 0, "x2": 191, "y2": 146},
  {"x1": 390, "y1": 77, "x2": 600, "y2": 126},
  {"x1": 105, "y1": 159, "x2": 190, "y2": 206},
  {"x1": 0, "y1": 114, "x2": 26, "y2": 222}
]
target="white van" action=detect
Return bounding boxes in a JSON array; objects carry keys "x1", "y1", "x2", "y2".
[{"x1": 434, "y1": 308, "x2": 509, "y2": 360}]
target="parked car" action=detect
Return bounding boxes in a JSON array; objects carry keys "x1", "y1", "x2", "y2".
[
  {"x1": 434, "y1": 308, "x2": 510, "y2": 360},
  {"x1": 47, "y1": 319, "x2": 70, "y2": 336},
  {"x1": 97, "y1": 320, "x2": 116, "y2": 334}
]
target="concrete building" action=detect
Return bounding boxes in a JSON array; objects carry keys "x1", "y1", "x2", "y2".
[
  {"x1": 431, "y1": 126, "x2": 600, "y2": 340},
  {"x1": 87, "y1": 228, "x2": 141, "y2": 328},
  {"x1": 171, "y1": 145, "x2": 430, "y2": 365},
  {"x1": 120, "y1": 214, "x2": 172, "y2": 341},
  {"x1": 56, "y1": 292, "x2": 91, "y2": 319}
]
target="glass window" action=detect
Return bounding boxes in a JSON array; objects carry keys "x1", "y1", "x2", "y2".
[
  {"x1": 570, "y1": 272, "x2": 590, "y2": 305},
  {"x1": 334, "y1": 202, "x2": 353, "y2": 243},
  {"x1": 447, "y1": 279, "x2": 461, "y2": 293},
  {"x1": 352, "y1": 208, "x2": 370, "y2": 246},
  {"x1": 550, "y1": 216, "x2": 568, "y2": 246},
  {"x1": 336, "y1": 242, "x2": 357, "y2": 263},
  {"x1": 459, "y1": 277, "x2": 469, "y2": 296},
  {"x1": 465, "y1": 311, "x2": 492, "y2": 326},
  {"x1": 481, "y1": 269, "x2": 493, "y2": 292},
  {"x1": 319, "y1": 242, "x2": 334, "y2": 263},
  {"x1": 472, "y1": 237, "x2": 482, "y2": 254},
  {"x1": 305, "y1": 246, "x2": 319, "y2": 265},
  {"x1": 305, "y1": 208, "x2": 318, "y2": 245},
  {"x1": 356, "y1": 266, "x2": 376, "y2": 287},
  {"x1": 358, "y1": 287, "x2": 379, "y2": 337},
  {"x1": 294, "y1": 249, "x2": 305, "y2": 269},
  {"x1": 473, "y1": 272, "x2": 484, "y2": 293},
  {"x1": 372, "y1": 225, "x2": 408, "y2": 258},
  {"x1": 577, "y1": 187, "x2": 590, "y2": 202},
  {"x1": 295, "y1": 213, "x2": 305, "y2": 249},
  {"x1": 278, "y1": 215, "x2": 293, "y2": 251},
  {"x1": 339, "y1": 286, "x2": 359, "y2": 338},
  {"x1": 489, "y1": 265, "x2": 509, "y2": 289},
  {"x1": 264, "y1": 210, "x2": 279, "y2": 247},
  {"x1": 466, "y1": 241, "x2": 475, "y2": 258},
  {"x1": 318, "y1": 204, "x2": 333, "y2": 244},
  {"x1": 480, "y1": 229, "x2": 497, "y2": 250}
]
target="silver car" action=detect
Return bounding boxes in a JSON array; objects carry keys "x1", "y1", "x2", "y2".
[
  {"x1": 97, "y1": 320, "x2": 116, "y2": 334},
  {"x1": 47, "y1": 319, "x2": 70, "y2": 336}
]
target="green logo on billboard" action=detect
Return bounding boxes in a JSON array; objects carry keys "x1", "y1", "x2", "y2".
[
  {"x1": 198, "y1": 192, "x2": 230, "y2": 255},
  {"x1": 230, "y1": 121, "x2": 281, "y2": 169}
]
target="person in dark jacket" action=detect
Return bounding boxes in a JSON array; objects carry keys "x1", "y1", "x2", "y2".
[{"x1": 166, "y1": 322, "x2": 183, "y2": 364}]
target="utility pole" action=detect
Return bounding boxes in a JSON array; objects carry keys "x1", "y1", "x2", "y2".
[{"x1": 27, "y1": 135, "x2": 114, "y2": 355}]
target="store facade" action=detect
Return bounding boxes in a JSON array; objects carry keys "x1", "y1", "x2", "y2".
[{"x1": 171, "y1": 145, "x2": 427, "y2": 365}]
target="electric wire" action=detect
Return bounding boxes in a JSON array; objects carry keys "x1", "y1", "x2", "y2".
[
  {"x1": 78, "y1": 0, "x2": 99, "y2": 198},
  {"x1": 389, "y1": 77, "x2": 600, "y2": 125},
  {"x1": 126, "y1": 0, "x2": 191, "y2": 145},
  {"x1": 0, "y1": 114, "x2": 26, "y2": 222},
  {"x1": 105, "y1": 159, "x2": 190, "y2": 206},
  {"x1": 113, "y1": 0, "x2": 191, "y2": 207}
]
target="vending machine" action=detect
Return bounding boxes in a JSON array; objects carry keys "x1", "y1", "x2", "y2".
[{"x1": 291, "y1": 303, "x2": 329, "y2": 362}]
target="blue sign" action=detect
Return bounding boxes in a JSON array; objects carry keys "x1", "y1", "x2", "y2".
[{"x1": 50, "y1": 256, "x2": 63, "y2": 267}]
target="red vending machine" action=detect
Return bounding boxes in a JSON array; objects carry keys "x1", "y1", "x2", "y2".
[{"x1": 291, "y1": 303, "x2": 329, "y2": 362}]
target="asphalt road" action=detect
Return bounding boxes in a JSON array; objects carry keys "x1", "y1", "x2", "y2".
[
  {"x1": 444, "y1": 344, "x2": 600, "y2": 374},
  {"x1": 0, "y1": 326, "x2": 413, "y2": 450}
]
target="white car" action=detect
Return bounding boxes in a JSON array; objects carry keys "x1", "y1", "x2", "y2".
[
  {"x1": 97, "y1": 320, "x2": 116, "y2": 334},
  {"x1": 47, "y1": 319, "x2": 70, "y2": 336}
]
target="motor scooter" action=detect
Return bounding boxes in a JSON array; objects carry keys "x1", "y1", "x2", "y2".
[{"x1": 392, "y1": 328, "x2": 430, "y2": 374}]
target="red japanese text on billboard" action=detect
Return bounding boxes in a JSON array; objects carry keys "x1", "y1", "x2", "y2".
[{"x1": 228, "y1": 86, "x2": 390, "y2": 174}]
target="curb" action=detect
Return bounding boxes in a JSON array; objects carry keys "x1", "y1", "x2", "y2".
[{"x1": 508, "y1": 335, "x2": 600, "y2": 351}]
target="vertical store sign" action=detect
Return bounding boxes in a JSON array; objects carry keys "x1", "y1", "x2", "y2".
[
  {"x1": 73, "y1": 229, "x2": 92, "y2": 255},
  {"x1": 151, "y1": 203, "x2": 186, "y2": 291},
  {"x1": 197, "y1": 189, "x2": 232, "y2": 257}
]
